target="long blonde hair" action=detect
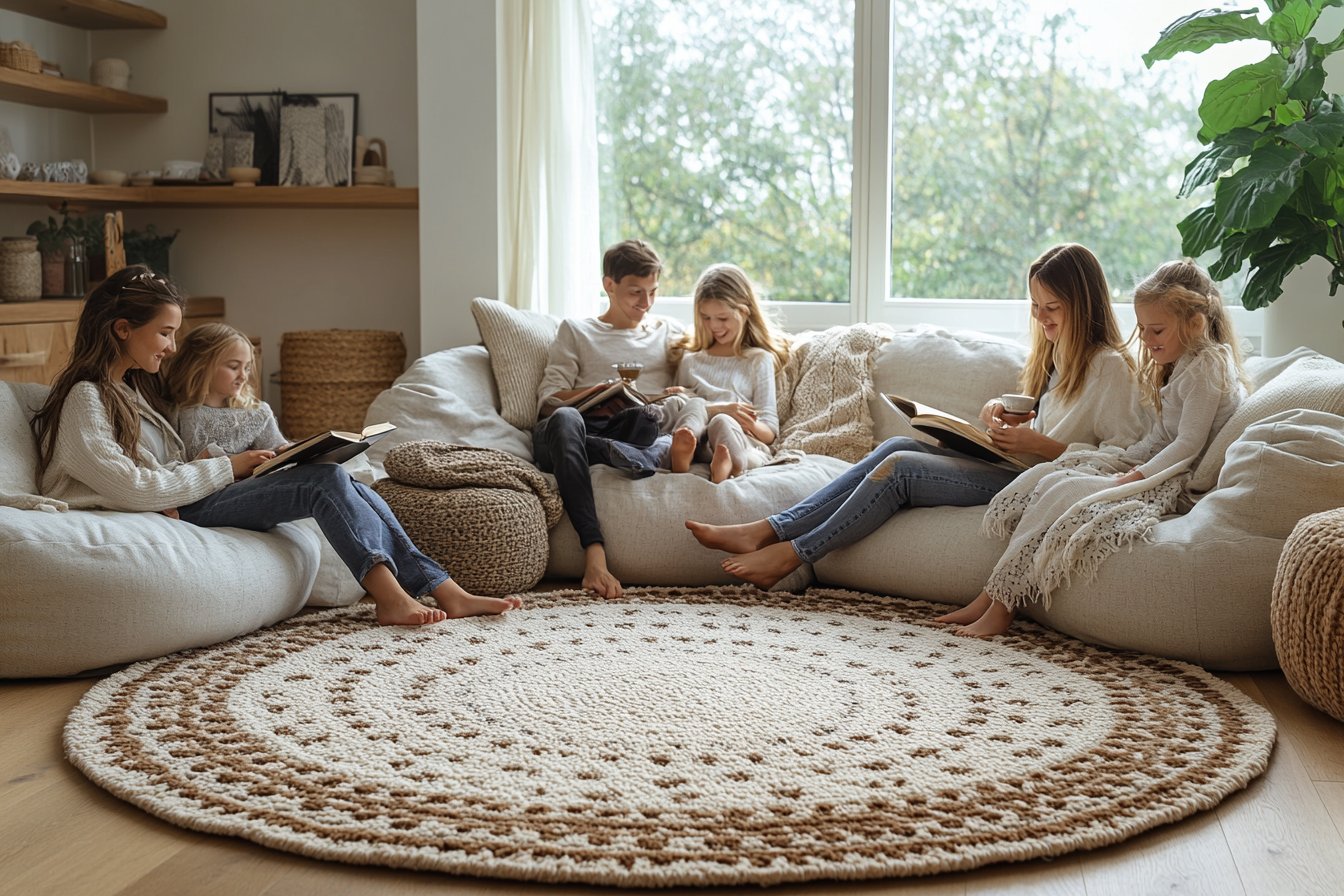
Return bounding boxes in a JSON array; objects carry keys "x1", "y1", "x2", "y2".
[
  {"x1": 1132, "y1": 259, "x2": 1250, "y2": 411},
  {"x1": 681, "y1": 263, "x2": 789, "y2": 372},
  {"x1": 164, "y1": 323, "x2": 260, "y2": 409},
  {"x1": 32, "y1": 265, "x2": 184, "y2": 480},
  {"x1": 1018, "y1": 243, "x2": 1133, "y2": 404}
]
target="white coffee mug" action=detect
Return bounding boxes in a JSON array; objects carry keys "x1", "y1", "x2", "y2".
[{"x1": 999, "y1": 393, "x2": 1035, "y2": 415}]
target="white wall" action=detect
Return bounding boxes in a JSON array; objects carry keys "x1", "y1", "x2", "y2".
[{"x1": 2, "y1": 0, "x2": 425, "y2": 405}]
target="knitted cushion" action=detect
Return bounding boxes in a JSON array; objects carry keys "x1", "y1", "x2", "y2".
[
  {"x1": 1272, "y1": 507, "x2": 1344, "y2": 721},
  {"x1": 376, "y1": 441, "x2": 562, "y2": 595},
  {"x1": 470, "y1": 297, "x2": 560, "y2": 431}
]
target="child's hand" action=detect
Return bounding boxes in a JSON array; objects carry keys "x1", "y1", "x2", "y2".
[
  {"x1": 1114, "y1": 469, "x2": 1145, "y2": 486},
  {"x1": 195, "y1": 449, "x2": 212, "y2": 460},
  {"x1": 661, "y1": 385, "x2": 687, "y2": 395},
  {"x1": 230, "y1": 449, "x2": 276, "y2": 479}
]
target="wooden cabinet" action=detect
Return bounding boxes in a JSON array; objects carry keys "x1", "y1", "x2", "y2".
[{"x1": 0, "y1": 296, "x2": 226, "y2": 385}]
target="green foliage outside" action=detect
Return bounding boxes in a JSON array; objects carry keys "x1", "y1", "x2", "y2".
[{"x1": 594, "y1": 0, "x2": 1212, "y2": 302}]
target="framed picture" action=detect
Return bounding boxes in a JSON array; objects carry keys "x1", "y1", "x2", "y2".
[
  {"x1": 278, "y1": 92, "x2": 358, "y2": 187},
  {"x1": 208, "y1": 92, "x2": 283, "y2": 186}
]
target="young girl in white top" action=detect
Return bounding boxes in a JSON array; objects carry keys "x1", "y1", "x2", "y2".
[
  {"x1": 943, "y1": 259, "x2": 1249, "y2": 636},
  {"x1": 166, "y1": 323, "x2": 287, "y2": 459},
  {"x1": 668, "y1": 263, "x2": 790, "y2": 483},
  {"x1": 32, "y1": 265, "x2": 521, "y2": 626}
]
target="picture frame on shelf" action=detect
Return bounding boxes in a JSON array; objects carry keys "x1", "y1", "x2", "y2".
[
  {"x1": 208, "y1": 91, "x2": 283, "y2": 186},
  {"x1": 278, "y1": 92, "x2": 358, "y2": 187}
]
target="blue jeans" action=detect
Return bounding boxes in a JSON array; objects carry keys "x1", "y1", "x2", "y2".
[
  {"x1": 178, "y1": 463, "x2": 450, "y2": 597},
  {"x1": 531, "y1": 406, "x2": 671, "y2": 548},
  {"x1": 769, "y1": 437, "x2": 1019, "y2": 563}
]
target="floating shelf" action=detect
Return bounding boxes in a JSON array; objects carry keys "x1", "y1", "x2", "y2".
[
  {"x1": 0, "y1": 67, "x2": 166, "y2": 113},
  {"x1": 0, "y1": 180, "x2": 419, "y2": 209},
  {"x1": 0, "y1": 0, "x2": 165, "y2": 29}
]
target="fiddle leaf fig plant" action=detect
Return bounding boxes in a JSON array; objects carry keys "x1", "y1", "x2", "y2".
[{"x1": 1145, "y1": 1, "x2": 1344, "y2": 309}]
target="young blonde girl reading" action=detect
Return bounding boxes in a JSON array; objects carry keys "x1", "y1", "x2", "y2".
[
  {"x1": 686, "y1": 243, "x2": 1150, "y2": 589},
  {"x1": 667, "y1": 263, "x2": 790, "y2": 483},
  {"x1": 942, "y1": 259, "x2": 1249, "y2": 637},
  {"x1": 165, "y1": 323, "x2": 286, "y2": 458},
  {"x1": 31, "y1": 266, "x2": 521, "y2": 627}
]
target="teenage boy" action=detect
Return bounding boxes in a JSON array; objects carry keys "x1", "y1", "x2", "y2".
[{"x1": 533, "y1": 239, "x2": 694, "y2": 599}]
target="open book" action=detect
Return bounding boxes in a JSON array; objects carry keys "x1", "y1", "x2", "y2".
[
  {"x1": 252, "y1": 422, "x2": 397, "y2": 477},
  {"x1": 882, "y1": 395, "x2": 1031, "y2": 471},
  {"x1": 560, "y1": 380, "x2": 674, "y2": 417}
]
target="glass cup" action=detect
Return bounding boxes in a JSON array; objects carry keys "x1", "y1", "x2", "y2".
[{"x1": 612, "y1": 361, "x2": 644, "y2": 383}]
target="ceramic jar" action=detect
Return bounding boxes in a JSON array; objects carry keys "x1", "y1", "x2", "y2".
[
  {"x1": 90, "y1": 58, "x2": 130, "y2": 91},
  {"x1": 0, "y1": 236, "x2": 43, "y2": 302}
]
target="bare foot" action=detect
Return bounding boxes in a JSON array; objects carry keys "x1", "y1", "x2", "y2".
[
  {"x1": 670, "y1": 427, "x2": 697, "y2": 473},
  {"x1": 935, "y1": 591, "x2": 993, "y2": 625},
  {"x1": 432, "y1": 580, "x2": 523, "y2": 617},
  {"x1": 709, "y1": 444, "x2": 732, "y2": 483},
  {"x1": 955, "y1": 600, "x2": 1015, "y2": 638},
  {"x1": 374, "y1": 593, "x2": 449, "y2": 626},
  {"x1": 722, "y1": 541, "x2": 802, "y2": 589},
  {"x1": 685, "y1": 518, "x2": 779, "y2": 553},
  {"x1": 582, "y1": 544, "x2": 623, "y2": 599}
]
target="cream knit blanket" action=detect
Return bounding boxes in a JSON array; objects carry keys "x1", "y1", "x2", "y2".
[{"x1": 775, "y1": 323, "x2": 894, "y2": 462}]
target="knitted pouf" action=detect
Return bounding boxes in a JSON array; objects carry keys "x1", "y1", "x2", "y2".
[
  {"x1": 374, "y1": 442, "x2": 563, "y2": 596},
  {"x1": 1271, "y1": 507, "x2": 1344, "y2": 721}
]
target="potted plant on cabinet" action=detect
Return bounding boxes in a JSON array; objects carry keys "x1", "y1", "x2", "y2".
[
  {"x1": 1145, "y1": 1, "x2": 1344, "y2": 311},
  {"x1": 25, "y1": 210, "x2": 71, "y2": 297},
  {"x1": 123, "y1": 224, "x2": 179, "y2": 276}
]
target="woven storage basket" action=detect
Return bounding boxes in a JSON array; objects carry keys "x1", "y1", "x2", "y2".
[
  {"x1": 373, "y1": 441, "x2": 563, "y2": 596},
  {"x1": 0, "y1": 41, "x2": 40, "y2": 73},
  {"x1": 1272, "y1": 507, "x2": 1344, "y2": 721},
  {"x1": 0, "y1": 236, "x2": 42, "y2": 302},
  {"x1": 278, "y1": 329, "x2": 405, "y2": 435}
]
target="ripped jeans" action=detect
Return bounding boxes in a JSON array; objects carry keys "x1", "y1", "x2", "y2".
[{"x1": 767, "y1": 437, "x2": 1019, "y2": 563}]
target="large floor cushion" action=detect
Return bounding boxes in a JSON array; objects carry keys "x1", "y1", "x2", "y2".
[{"x1": 0, "y1": 508, "x2": 320, "y2": 677}]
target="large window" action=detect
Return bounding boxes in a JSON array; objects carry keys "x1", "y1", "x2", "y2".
[{"x1": 592, "y1": 0, "x2": 1259, "y2": 338}]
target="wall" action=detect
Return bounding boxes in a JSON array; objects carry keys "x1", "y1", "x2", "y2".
[{"x1": 2, "y1": 0, "x2": 424, "y2": 405}]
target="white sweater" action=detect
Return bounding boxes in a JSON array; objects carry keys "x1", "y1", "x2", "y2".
[
  {"x1": 39, "y1": 381, "x2": 234, "y2": 512},
  {"x1": 1122, "y1": 344, "x2": 1245, "y2": 478},
  {"x1": 675, "y1": 348, "x2": 780, "y2": 436},
  {"x1": 1035, "y1": 348, "x2": 1150, "y2": 452},
  {"x1": 536, "y1": 316, "x2": 683, "y2": 416}
]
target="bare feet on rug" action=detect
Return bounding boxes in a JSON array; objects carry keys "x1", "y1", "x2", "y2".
[
  {"x1": 955, "y1": 599, "x2": 1015, "y2": 638},
  {"x1": 432, "y1": 579, "x2": 524, "y2": 617},
  {"x1": 363, "y1": 563, "x2": 448, "y2": 625},
  {"x1": 669, "y1": 427, "x2": 697, "y2": 474},
  {"x1": 722, "y1": 541, "x2": 802, "y2": 590},
  {"x1": 709, "y1": 444, "x2": 733, "y2": 484},
  {"x1": 685, "y1": 518, "x2": 778, "y2": 554},
  {"x1": 934, "y1": 591, "x2": 993, "y2": 626},
  {"x1": 582, "y1": 543, "x2": 624, "y2": 599}
]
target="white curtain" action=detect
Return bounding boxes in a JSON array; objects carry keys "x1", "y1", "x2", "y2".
[{"x1": 498, "y1": 0, "x2": 601, "y2": 317}]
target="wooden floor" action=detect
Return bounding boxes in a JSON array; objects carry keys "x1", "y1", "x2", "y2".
[{"x1": 3, "y1": 670, "x2": 1342, "y2": 896}]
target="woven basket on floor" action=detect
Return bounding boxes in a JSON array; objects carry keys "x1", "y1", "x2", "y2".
[
  {"x1": 1271, "y1": 507, "x2": 1344, "y2": 721},
  {"x1": 278, "y1": 329, "x2": 404, "y2": 435},
  {"x1": 0, "y1": 41, "x2": 40, "y2": 73},
  {"x1": 373, "y1": 442, "x2": 563, "y2": 596}
]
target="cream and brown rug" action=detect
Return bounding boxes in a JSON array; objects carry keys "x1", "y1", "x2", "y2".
[{"x1": 65, "y1": 586, "x2": 1275, "y2": 887}]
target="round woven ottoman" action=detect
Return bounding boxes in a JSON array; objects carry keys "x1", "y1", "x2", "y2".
[
  {"x1": 1272, "y1": 507, "x2": 1344, "y2": 721},
  {"x1": 374, "y1": 441, "x2": 562, "y2": 596}
]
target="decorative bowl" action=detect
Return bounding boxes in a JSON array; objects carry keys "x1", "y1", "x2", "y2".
[
  {"x1": 90, "y1": 169, "x2": 128, "y2": 186},
  {"x1": 226, "y1": 166, "x2": 261, "y2": 186}
]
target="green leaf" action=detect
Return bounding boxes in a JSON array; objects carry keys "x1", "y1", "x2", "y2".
[
  {"x1": 1178, "y1": 204, "x2": 1226, "y2": 256},
  {"x1": 1200, "y1": 55, "x2": 1289, "y2": 134},
  {"x1": 1284, "y1": 39, "x2": 1326, "y2": 101},
  {"x1": 1267, "y1": 2, "x2": 1322, "y2": 46},
  {"x1": 1242, "y1": 239, "x2": 1323, "y2": 308},
  {"x1": 1178, "y1": 127, "x2": 1263, "y2": 196},
  {"x1": 1144, "y1": 9, "x2": 1267, "y2": 68},
  {"x1": 1275, "y1": 99, "x2": 1307, "y2": 124},
  {"x1": 1214, "y1": 143, "x2": 1304, "y2": 229},
  {"x1": 1279, "y1": 112, "x2": 1344, "y2": 155}
]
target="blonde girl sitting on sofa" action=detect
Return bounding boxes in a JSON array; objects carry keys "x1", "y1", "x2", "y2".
[
  {"x1": 687, "y1": 243, "x2": 1150, "y2": 589},
  {"x1": 31, "y1": 265, "x2": 521, "y2": 626},
  {"x1": 941, "y1": 258, "x2": 1249, "y2": 637},
  {"x1": 667, "y1": 263, "x2": 790, "y2": 483}
]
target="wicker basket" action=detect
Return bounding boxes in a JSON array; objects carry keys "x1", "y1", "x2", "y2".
[
  {"x1": 278, "y1": 329, "x2": 405, "y2": 435},
  {"x1": 0, "y1": 236, "x2": 42, "y2": 302},
  {"x1": 0, "y1": 41, "x2": 41, "y2": 74}
]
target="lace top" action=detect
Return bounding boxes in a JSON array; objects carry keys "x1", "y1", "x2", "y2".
[{"x1": 176, "y1": 403, "x2": 286, "y2": 459}]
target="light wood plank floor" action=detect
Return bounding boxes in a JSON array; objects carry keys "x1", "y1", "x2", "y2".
[{"x1": 3, "y1": 669, "x2": 1341, "y2": 896}]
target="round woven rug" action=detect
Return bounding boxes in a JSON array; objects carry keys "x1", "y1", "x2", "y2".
[{"x1": 65, "y1": 586, "x2": 1275, "y2": 887}]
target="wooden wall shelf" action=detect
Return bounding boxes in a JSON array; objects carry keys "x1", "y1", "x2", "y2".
[
  {"x1": 0, "y1": 0, "x2": 165, "y2": 29},
  {"x1": 0, "y1": 180, "x2": 419, "y2": 209},
  {"x1": 0, "y1": 67, "x2": 166, "y2": 113}
]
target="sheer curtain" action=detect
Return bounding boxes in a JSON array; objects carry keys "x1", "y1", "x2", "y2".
[{"x1": 498, "y1": 0, "x2": 601, "y2": 317}]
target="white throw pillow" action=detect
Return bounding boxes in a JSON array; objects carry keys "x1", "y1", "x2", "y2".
[
  {"x1": 0, "y1": 381, "x2": 54, "y2": 510},
  {"x1": 470, "y1": 297, "x2": 560, "y2": 430}
]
